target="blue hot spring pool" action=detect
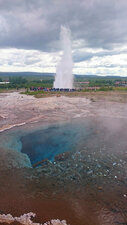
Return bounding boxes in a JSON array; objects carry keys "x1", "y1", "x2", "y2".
[
  {"x1": 21, "y1": 120, "x2": 94, "y2": 165},
  {"x1": 0, "y1": 119, "x2": 94, "y2": 166}
]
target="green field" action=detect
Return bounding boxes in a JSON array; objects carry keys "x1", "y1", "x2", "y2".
[{"x1": 0, "y1": 72, "x2": 127, "y2": 93}]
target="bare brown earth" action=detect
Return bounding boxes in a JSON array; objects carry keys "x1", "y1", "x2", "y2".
[
  {"x1": 0, "y1": 91, "x2": 127, "y2": 225},
  {"x1": 0, "y1": 162, "x2": 127, "y2": 225}
]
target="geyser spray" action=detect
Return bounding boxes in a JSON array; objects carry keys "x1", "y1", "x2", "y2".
[{"x1": 53, "y1": 25, "x2": 73, "y2": 89}]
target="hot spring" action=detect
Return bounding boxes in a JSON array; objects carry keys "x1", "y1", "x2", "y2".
[
  {"x1": 0, "y1": 119, "x2": 94, "y2": 167},
  {"x1": 0, "y1": 117, "x2": 127, "y2": 225}
]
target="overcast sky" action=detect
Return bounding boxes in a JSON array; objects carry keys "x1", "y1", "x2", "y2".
[{"x1": 0, "y1": 0, "x2": 127, "y2": 76}]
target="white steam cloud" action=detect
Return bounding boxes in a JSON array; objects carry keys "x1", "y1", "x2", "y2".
[{"x1": 53, "y1": 25, "x2": 73, "y2": 89}]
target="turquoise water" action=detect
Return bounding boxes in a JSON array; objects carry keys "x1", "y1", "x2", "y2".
[
  {"x1": 21, "y1": 120, "x2": 93, "y2": 165},
  {"x1": 0, "y1": 119, "x2": 94, "y2": 166}
]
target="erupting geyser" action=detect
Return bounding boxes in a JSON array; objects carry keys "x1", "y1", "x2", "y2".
[{"x1": 53, "y1": 26, "x2": 73, "y2": 89}]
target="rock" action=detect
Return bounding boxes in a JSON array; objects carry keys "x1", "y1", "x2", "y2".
[
  {"x1": 0, "y1": 147, "x2": 32, "y2": 169},
  {"x1": 55, "y1": 152, "x2": 70, "y2": 161},
  {"x1": 98, "y1": 186, "x2": 103, "y2": 191},
  {"x1": 87, "y1": 170, "x2": 93, "y2": 175},
  {"x1": 0, "y1": 116, "x2": 3, "y2": 120},
  {"x1": 33, "y1": 158, "x2": 49, "y2": 168}
]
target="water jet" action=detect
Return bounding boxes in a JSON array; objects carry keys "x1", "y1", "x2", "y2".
[{"x1": 53, "y1": 26, "x2": 74, "y2": 89}]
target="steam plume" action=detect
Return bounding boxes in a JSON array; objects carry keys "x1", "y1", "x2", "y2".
[{"x1": 53, "y1": 25, "x2": 73, "y2": 89}]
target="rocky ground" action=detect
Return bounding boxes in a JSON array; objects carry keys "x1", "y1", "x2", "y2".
[
  {"x1": 0, "y1": 91, "x2": 127, "y2": 225},
  {"x1": 0, "y1": 92, "x2": 90, "y2": 132},
  {"x1": 1, "y1": 91, "x2": 127, "y2": 132}
]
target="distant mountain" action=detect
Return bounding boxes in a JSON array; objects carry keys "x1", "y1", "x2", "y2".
[
  {"x1": 75, "y1": 75, "x2": 98, "y2": 78},
  {"x1": 75, "y1": 75, "x2": 125, "y2": 79},
  {"x1": 104, "y1": 76, "x2": 121, "y2": 78},
  {"x1": 0, "y1": 72, "x2": 55, "y2": 77},
  {"x1": 0, "y1": 72, "x2": 125, "y2": 79}
]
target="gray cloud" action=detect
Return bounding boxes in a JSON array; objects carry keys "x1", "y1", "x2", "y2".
[
  {"x1": 73, "y1": 49, "x2": 127, "y2": 62},
  {"x1": 0, "y1": 0, "x2": 127, "y2": 53}
]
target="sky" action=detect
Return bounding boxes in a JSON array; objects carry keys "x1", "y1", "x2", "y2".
[{"x1": 0, "y1": 0, "x2": 127, "y2": 76}]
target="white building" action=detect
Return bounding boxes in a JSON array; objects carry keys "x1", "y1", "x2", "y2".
[{"x1": 0, "y1": 82, "x2": 10, "y2": 84}]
